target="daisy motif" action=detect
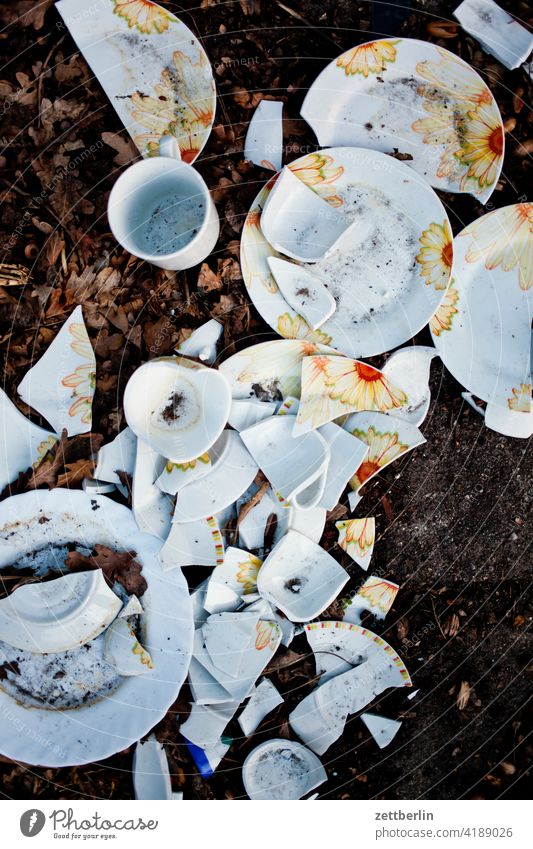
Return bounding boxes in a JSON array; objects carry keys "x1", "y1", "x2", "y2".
[
  {"x1": 462, "y1": 203, "x2": 533, "y2": 292},
  {"x1": 277, "y1": 312, "x2": 333, "y2": 345},
  {"x1": 416, "y1": 221, "x2": 453, "y2": 290},
  {"x1": 508, "y1": 383, "x2": 532, "y2": 413},
  {"x1": 113, "y1": 0, "x2": 173, "y2": 34},
  {"x1": 336, "y1": 40, "x2": 399, "y2": 77},
  {"x1": 236, "y1": 553, "x2": 263, "y2": 594},
  {"x1": 349, "y1": 425, "x2": 410, "y2": 491},
  {"x1": 429, "y1": 283, "x2": 459, "y2": 336},
  {"x1": 255, "y1": 620, "x2": 281, "y2": 651}
]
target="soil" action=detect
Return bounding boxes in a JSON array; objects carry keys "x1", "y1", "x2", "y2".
[{"x1": 0, "y1": 0, "x2": 531, "y2": 800}]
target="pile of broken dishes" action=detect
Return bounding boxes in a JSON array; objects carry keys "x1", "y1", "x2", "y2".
[{"x1": 0, "y1": 0, "x2": 531, "y2": 800}]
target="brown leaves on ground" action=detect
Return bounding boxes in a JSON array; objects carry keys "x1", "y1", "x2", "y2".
[
  {"x1": 65, "y1": 544, "x2": 147, "y2": 597},
  {"x1": 456, "y1": 681, "x2": 471, "y2": 710}
]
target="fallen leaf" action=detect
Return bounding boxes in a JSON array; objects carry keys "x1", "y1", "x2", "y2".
[
  {"x1": 456, "y1": 680, "x2": 471, "y2": 710},
  {"x1": 65, "y1": 544, "x2": 147, "y2": 596}
]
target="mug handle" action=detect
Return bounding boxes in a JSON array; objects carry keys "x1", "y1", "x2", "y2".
[{"x1": 159, "y1": 135, "x2": 182, "y2": 160}]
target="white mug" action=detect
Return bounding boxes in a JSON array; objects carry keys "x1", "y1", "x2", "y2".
[{"x1": 107, "y1": 137, "x2": 219, "y2": 270}]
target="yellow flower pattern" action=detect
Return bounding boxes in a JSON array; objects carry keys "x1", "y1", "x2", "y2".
[
  {"x1": 412, "y1": 49, "x2": 503, "y2": 196},
  {"x1": 132, "y1": 50, "x2": 215, "y2": 162},
  {"x1": 349, "y1": 426, "x2": 410, "y2": 491},
  {"x1": 336, "y1": 517, "x2": 375, "y2": 558},
  {"x1": 61, "y1": 323, "x2": 96, "y2": 426},
  {"x1": 357, "y1": 576, "x2": 399, "y2": 616},
  {"x1": 462, "y1": 204, "x2": 533, "y2": 292},
  {"x1": 255, "y1": 620, "x2": 281, "y2": 651},
  {"x1": 236, "y1": 553, "x2": 263, "y2": 594},
  {"x1": 429, "y1": 283, "x2": 459, "y2": 336},
  {"x1": 336, "y1": 40, "x2": 399, "y2": 77},
  {"x1": 416, "y1": 221, "x2": 453, "y2": 290},
  {"x1": 165, "y1": 452, "x2": 210, "y2": 473},
  {"x1": 277, "y1": 312, "x2": 333, "y2": 345},
  {"x1": 113, "y1": 0, "x2": 172, "y2": 34},
  {"x1": 508, "y1": 383, "x2": 532, "y2": 413}
]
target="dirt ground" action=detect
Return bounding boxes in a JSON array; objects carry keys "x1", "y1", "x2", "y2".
[{"x1": 0, "y1": 0, "x2": 531, "y2": 800}]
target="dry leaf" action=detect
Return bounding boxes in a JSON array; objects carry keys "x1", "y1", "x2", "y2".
[
  {"x1": 65, "y1": 544, "x2": 147, "y2": 596},
  {"x1": 101, "y1": 132, "x2": 138, "y2": 167},
  {"x1": 456, "y1": 680, "x2": 471, "y2": 710}
]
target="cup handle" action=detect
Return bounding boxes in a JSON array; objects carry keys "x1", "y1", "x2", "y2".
[{"x1": 159, "y1": 135, "x2": 182, "y2": 160}]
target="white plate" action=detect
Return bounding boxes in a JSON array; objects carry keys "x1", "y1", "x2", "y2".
[
  {"x1": 0, "y1": 490, "x2": 192, "y2": 767},
  {"x1": 301, "y1": 38, "x2": 503, "y2": 202},
  {"x1": 56, "y1": 0, "x2": 215, "y2": 163},
  {"x1": 432, "y1": 203, "x2": 533, "y2": 413},
  {"x1": 240, "y1": 147, "x2": 453, "y2": 357},
  {"x1": 242, "y1": 739, "x2": 327, "y2": 800}
]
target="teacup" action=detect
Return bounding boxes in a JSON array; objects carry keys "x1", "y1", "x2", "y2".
[{"x1": 107, "y1": 137, "x2": 219, "y2": 270}]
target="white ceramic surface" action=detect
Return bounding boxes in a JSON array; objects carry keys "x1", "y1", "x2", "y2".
[
  {"x1": 124, "y1": 357, "x2": 231, "y2": 463},
  {"x1": 56, "y1": 0, "x2": 215, "y2": 162},
  {"x1": 177, "y1": 319, "x2": 223, "y2": 365},
  {"x1": 382, "y1": 346, "x2": 437, "y2": 426},
  {"x1": 261, "y1": 167, "x2": 356, "y2": 263},
  {"x1": 172, "y1": 431, "x2": 259, "y2": 522},
  {"x1": 257, "y1": 530, "x2": 349, "y2": 622},
  {"x1": 0, "y1": 388, "x2": 56, "y2": 494},
  {"x1": 242, "y1": 739, "x2": 327, "y2": 800},
  {"x1": 305, "y1": 621, "x2": 411, "y2": 687},
  {"x1": 241, "y1": 416, "x2": 330, "y2": 509},
  {"x1": 342, "y1": 575, "x2": 399, "y2": 624},
  {"x1": 159, "y1": 515, "x2": 224, "y2": 570},
  {"x1": 244, "y1": 99, "x2": 284, "y2": 171},
  {"x1": 454, "y1": 0, "x2": 533, "y2": 70},
  {"x1": 155, "y1": 452, "x2": 212, "y2": 495},
  {"x1": 132, "y1": 438, "x2": 174, "y2": 540},
  {"x1": 133, "y1": 735, "x2": 173, "y2": 800},
  {"x1": 219, "y1": 339, "x2": 339, "y2": 400},
  {"x1": 104, "y1": 616, "x2": 153, "y2": 676},
  {"x1": 336, "y1": 517, "x2": 376, "y2": 570},
  {"x1": 0, "y1": 570, "x2": 121, "y2": 654},
  {"x1": 315, "y1": 422, "x2": 368, "y2": 510},
  {"x1": 94, "y1": 426, "x2": 137, "y2": 485},
  {"x1": 300, "y1": 39, "x2": 503, "y2": 202},
  {"x1": 0, "y1": 490, "x2": 193, "y2": 766},
  {"x1": 228, "y1": 398, "x2": 277, "y2": 431},
  {"x1": 238, "y1": 678, "x2": 284, "y2": 736},
  {"x1": 18, "y1": 306, "x2": 95, "y2": 436},
  {"x1": 432, "y1": 204, "x2": 533, "y2": 419},
  {"x1": 241, "y1": 147, "x2": 454, "y2": 358},
  {"x1": 267, "y1": 257, "x2": 336, "y2": 329},
  {"x1": 360, "y1": 713, "x2": 402, "y2": 749},
  {"x1": 204, "y1": 547, "x2": 263, "y2": 613}
]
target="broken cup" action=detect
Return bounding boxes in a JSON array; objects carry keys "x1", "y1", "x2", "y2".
[
  {"x1": 260, "y1": 166, "x2": 356, "y2": 263},
  {"x1": 242, "y1": 739, "x2": 327, "y2": 800},
  {"x1": 124, "y1": 357, "x2": 231, "y2": 463}
]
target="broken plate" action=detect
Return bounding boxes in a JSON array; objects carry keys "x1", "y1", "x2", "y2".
[
  {"x1": 177, "y1": 319, "x2": 223, "y2": 365},
  {"x1": 342, "y1": 575, "x2": 399, "y2": 624},
  {"x1": 244, "y1": 99, "x2": 284, "y2": 171},
  {"x1": 185, "y1": 736, "x2": 232, "y2": 778},
  {"x1": 220, "y1": 339, "x2": 339, "y2": 400},
  {"x1": 294, "y1": 355, "x2": 408, "y2": 434},
  {"x1": 432, "y1": 204, "x2": 533, "y2": 420},
  {"x1": 241, "y1": 147, "x2": 454, "y2": 357},
  {"x1": 484, "y1": 399, "x2": 533, "y2": 439},
  {"x1": 237, "y1": 485, "x2": 326, "y2": 553},
  {"x1": 336, "y1": 517, "x2": 375, "y2": 570},
  {"x1": 159, "y1": 515, "x2": 225, "y2": 570},
  {"x1": 104, "y1": 617, "x2": 153, "y2": 676},
  {"x1": 242, "y1": 739, "x2": 327, "y2": 800},
  {"x1": 132, "y1": 438, "x2": 174, "y2": 539},
  {"x1": 155, "y1": 452, "x2": 212, "y2": 495},
  {"x1": 305, "y1": 621, "x2": 411, "y2": 687},
  {"x1": 241, "y1": 416, "x2": 330, "y2": 509},
  {"x1": 454, "y1": 0, "x2": 533, "y2": 70},
  {"x1": 228, "y1": 398, "x2": 277, "y2": 431},
  {"x1": 317, "y1": 423, "x2": 368, "y2": 510},
  {"x1": 267, "y1": 257, "x2": 336, "y2": 329},
  {"x1": 382, "y1": 346, "x2": 437, "y2": 426},
  {"x1": 261, "y1": 166, "x2": 356, "y2": 263},
  {"x1": 18, "y1": 306, "x2": 95, "y2": 435},
  {"x1": 124, "y1": 357, "x2": 231, "y2": 463},
  {"x1": 0, "y1": 388, "x2": 56, "y2": 494},
  {"x1": 257, "y1": 530, "x2": 349, "y2": 622},
  {"x1": 133, "y1": 735, "x2": 173, "y2": 800},
  {"x1": 360, "y1": 713, "x2": 402, "y2": 749},
  {"x1": 94, "y1": 426, "x2": 137, "y2": 485},
  {"x1": 56, "y1": 0, "x2": 215, "y2": 163},
  {"x1": 181, "y1": 702, "x2": 239, "y2": 751},
  {"x1": 172, "y1": 431, "x2": 258, "y2": 522},
  {"x1": 301, "y1": 39, "x2": 503, "y2": 202},
  {"x1": 0, "y1": 570, "x2": 121, "y2": 654},
  {"x1": 238, "y1": 678, "x2": 284, "y2": 736},
  {"x1": 0, "y1": 489, "x2": 192, "y2": 766},
  {"x1": 342, "y1": 411, "x2": 426, "y2": 509},
  {"x1": 204, "y1": 547, "x2": 263, "y2": 613}
]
